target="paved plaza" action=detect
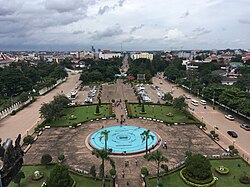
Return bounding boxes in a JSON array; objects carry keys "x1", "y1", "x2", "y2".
[{"x1": 24, "y1": 119, "x2": 224, "y2": 186}]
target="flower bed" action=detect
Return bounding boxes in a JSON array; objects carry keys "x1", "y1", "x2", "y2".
[
  {"x1": 180, "y1": 168, "x2": 216, "y2": 187},
  {"x1": 215, "y1": 166, "x2": 229, "y2": 175}
]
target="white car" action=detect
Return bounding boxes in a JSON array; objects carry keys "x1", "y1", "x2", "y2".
[{"x1": 225, "y1": 114, "x2": 234, "y2": 121}]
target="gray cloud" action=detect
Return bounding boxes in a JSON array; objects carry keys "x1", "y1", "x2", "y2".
[
  {"x1": 239, "y1": 18, "x2": 250, "y2": 24},
  {"x1": 180, "y1": 11, "x2": 189, "y2": 18},
  {"x1": 92, "y1": 25, "x2": 123, "y2": 40},
  {"x1": 118, "y1": 0, "x2": 126, "y2": 7},
  {"x1": 98, "y1": 6, "x2": 113, "y2": 15},
  {"x1": 192, "y1": 27, "x2": 212, "y2": 36},
  {"x1": 98, "y1": 0, "x2": 126, "y2": 15},
  {"x1": 44, "y1": 0, "x2": 95, "y2": 13},
  {"x1": 130, "y1": 24, "x2": 144, "y2": 34}
]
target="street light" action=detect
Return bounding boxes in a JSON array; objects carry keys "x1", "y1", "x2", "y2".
[
  {"x1": 212, "y1": 90, "x2": 215, "y2": 110},
  {"x1": 233, "y1": 139, "x2": 236, "y2": 147}
]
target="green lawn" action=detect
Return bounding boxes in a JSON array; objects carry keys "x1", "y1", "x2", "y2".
[
  {"x1": 9, "y1": 165, "x2": 109, "y2": 187},
  {"x1": 147, "y1": 158, "x2": 250, "y2": 187},
  {"x1": 46, "y1": 104, "x2": 111, "y2": 127},
  {"x1": 129, "y1": 104, "x2": 196, "y2": 123}
]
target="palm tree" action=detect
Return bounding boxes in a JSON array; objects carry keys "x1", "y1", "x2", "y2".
[
  {"x1": 141, "y1": 129, "x2": 154, "y2": 155},
  {"x1": 92, "y1": 149, "x2": 115, "y2": 187},
  {"x1": 100, "y1": 130, "x2": 110, "y2": 150},
  {"x1": 146, "y1": 150, "x2": 168, "y2": 187}
]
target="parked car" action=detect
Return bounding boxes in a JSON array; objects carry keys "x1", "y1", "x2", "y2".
[
  {"x1": 227, "y1": 131, "x2": 238, "y2": 138},
  {"x1": 225, "y1": 114, "x2": 234, "y2": 121},
  {"x1": 240, "y1": 124, "x2": 250, "y2": 131}
]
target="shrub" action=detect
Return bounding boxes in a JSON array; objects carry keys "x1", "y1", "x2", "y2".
[
  {"x1": 41, "y1": 154, "x2": 52, "y2": 167},
  {"x1": 23, "y1": 135, "x2": 34, "y2": 145},
  {"x1": 58, "y1": 154, "x2": 65, "y2": 162},
  {"x1": 239, "y1": 172, "x2": 250, "y2": 184},
  {"x1": 161, "y1": 164, "x2": 169, "y2": 172},
  {"x1": 34, "y1": 127, "x2": 40, "y2": 133},
  {"x1": 180, "y1": 168, "x2": 215, "y2": 187},
  {"x1": 141, "y1": 167, "x2": 149, "y2": 176},
  {"x1": 46, "y1": 164, "x2": 73, "y2": 187},
  {"x1": 90, "y1": 166, "x2": 96, "y2": 178},
  {"x1": 110, "y1": 168, "x2": 116, "y2": 176},
  {"x1": 11, "y1": 110, "x2": 17, "y2": 116},
  {"x1": 185, "y1": 154, "x2": 212, "y2": 181}
]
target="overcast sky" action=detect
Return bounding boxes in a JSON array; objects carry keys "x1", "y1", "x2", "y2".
[{"x1": 0, "y1": 0, "x2": 249, "y2": 51}]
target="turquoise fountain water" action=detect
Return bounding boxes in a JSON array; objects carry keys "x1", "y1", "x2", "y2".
[{"x1": 89, "y1": 125, "x2": 159, "y2": 155}]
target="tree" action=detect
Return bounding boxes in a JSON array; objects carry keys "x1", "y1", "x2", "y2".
[
  {"x1": 13, "y1": 171, "x2": 25, "y2": 187},
  {"x1": 141, "y1": 103, "x2": 145, "y2": 113},
  {"x1": 40, "y1": 94, "x2": 70, "y2": 121},
  {"x1": 173, "y1": 96, "x2": 187, "y2": 110},
  {"x1": 141, "y1": 129, "x2": 154, "y2": 155},
  {"x1": 100, "y1": 130, "x2": 110, "y2": 150},
  {"x1": 185, "y1": 154, "x2": 212, "y2": 181},
  {"x1": 41, "y1": 154, "x2": 52, "y2": 167},
  {"x1": 19, "y1": 92, "x2": 29, "y2": 102},
  {"x1": 98, "y1": 97, "x2": 102, "y2": 106},
  {"x1": 47, "y1": 164, "x2": 72, "y2": 187},
  {"x1": 90, "y1": 165, "x2": 97, "y2": 179},
  {"x1": 92, "y1": 149, "x2": 115, "y2": 187},
  {"x1": 145, "y1": 150, "x2": 168, "y2": 187},
  {"x1": 96, "y1": 104, "x2": 100, "y2": 114},
  {"x1": 163, "y1": 93, "x2": 173, "y2": 103}
]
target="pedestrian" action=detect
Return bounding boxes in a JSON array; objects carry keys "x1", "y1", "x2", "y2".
[
  {"x1": 135, "y1": 159, "x2": 138, "y2": 166},
  {"x1": 122, "y1": 170, "x2": 125, "y2": 178},
  {"x1": 117, "y1": 118, "x2": 119, "y2": 123}
]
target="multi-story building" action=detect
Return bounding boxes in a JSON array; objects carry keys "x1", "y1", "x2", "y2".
[
  {"x1": 0, "y1": 53, "x2": 14, "y2": 68},
  {"x1": 130, "y1": 52, "x2": 153, "y2": 61}
]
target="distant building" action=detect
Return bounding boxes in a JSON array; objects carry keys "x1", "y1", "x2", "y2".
[
  {"x1": 0, "y1": 53, "x2": 14, "y2": 68},
  {"x1": 98, "y1": 50, "x2": 121, "y2": 59},
  {"x1": 177, "y1": 51, "x2": 191, "y2": 59},
  {"x1": 130, "y1": 52, "x2": 153, "y2": 61}
]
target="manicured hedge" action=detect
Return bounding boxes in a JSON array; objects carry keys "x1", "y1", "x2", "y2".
[
  {"x1": 215, "y1": 166, "x2": 229, "y2": 175},
  {"x1": 180, "y1": 168, "x2": 216, "y2": 187}
]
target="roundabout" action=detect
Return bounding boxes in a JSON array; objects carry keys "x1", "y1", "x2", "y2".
[{"x1": 88, "y1": 125, "x2": 160, "y2": 155}]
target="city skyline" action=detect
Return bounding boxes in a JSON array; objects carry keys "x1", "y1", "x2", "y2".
[{"x1": 0, "y1": 0, "x2": 250, "y2": 51}]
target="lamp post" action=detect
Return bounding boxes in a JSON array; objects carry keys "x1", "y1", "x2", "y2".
[
  {"x1": 233, "y1": 139, "x2": 236, "y2": 147},
  {"x1": 212, "y1": 90, "x2": 215, "y2": 110}
]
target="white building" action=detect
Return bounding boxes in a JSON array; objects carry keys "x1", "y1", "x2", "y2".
[
  {"x1": 98, "y1": 51, "x2": 121, "y2": 59},
  {"x1": 130, "y1": 52, "x2": 153, "y2": 61}
]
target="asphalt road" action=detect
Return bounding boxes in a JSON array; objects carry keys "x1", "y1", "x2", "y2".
[
  {"x1": 0, "y1": 73, "x2": 80, "y2": 141},
  {"x1": 152, "y1": 76, "x2": 250, "y2": 162}
]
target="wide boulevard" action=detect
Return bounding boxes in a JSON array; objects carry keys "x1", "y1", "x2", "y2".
[
  {"x1": 152, "y1": 76, "x2": 250, "y2": 162},
  {"x1": 0, "y1": 73, "x2": 80, "y2": 141}
]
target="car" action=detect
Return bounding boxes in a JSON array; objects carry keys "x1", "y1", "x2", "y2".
[
  {"x1": 184, "y1": 94, "x2": 191, "y2": 99},
  {"x1": 225, "y1": 114, "x2": 234, "y2": 121},
  {"x1": 240, "y1": 124, "x2": 250, "y2": 131},
  {"x1": 227, "y1": 131, "x2": 238, "y2": 138}
]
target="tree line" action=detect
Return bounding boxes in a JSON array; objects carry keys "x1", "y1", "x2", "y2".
[{"x1": 79, "y1": 58, "x2": 122, "y2": 83}]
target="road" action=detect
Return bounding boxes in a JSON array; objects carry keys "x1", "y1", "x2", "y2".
[
  {"x1": 152, "y1": 76, "x2": 250, "y2": 162},
  {"x1": 120, "y1": 54, "x2": 129, "y2": 73},
  {"x1": 0, "y1": 73, "x2": 80, "y2": 141}
]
